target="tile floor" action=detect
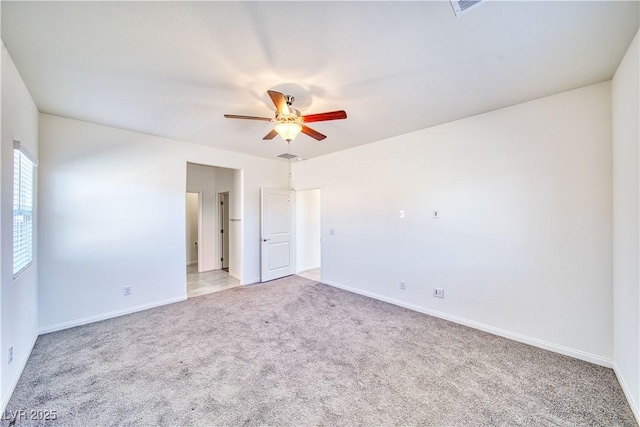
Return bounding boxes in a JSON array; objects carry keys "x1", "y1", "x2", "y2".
[
  {"x1": 187, "y1": 266, "x2": 320, "y2": 298},
  {"x1": 297, "y1": 267, "x2": 321, "y2": 282},
  {"x1": 187, "y1": 264, "x2": 240, "y2": 298}
]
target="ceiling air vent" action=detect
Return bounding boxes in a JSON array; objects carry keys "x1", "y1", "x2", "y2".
[
  {"x1": 450, "y1": 0, "x2": 484, "y2": 17},
  {"x1": 277, "y1": 153, "x2": 298, "y2": 160}
]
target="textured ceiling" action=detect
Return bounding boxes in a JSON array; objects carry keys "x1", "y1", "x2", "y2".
[{"x1": 2, "y1": 1, "x2": 638, "y2": 160}]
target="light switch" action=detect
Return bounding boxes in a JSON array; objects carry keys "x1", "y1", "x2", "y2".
[{"x1": 399, "y1": 210, "x2": 405, "y2": 219}]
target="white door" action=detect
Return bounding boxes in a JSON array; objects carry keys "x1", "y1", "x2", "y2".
[{"x1": 261, "y1": 188, "x2": 295, "y2": 282}]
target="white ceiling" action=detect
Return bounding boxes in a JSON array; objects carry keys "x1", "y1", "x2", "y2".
[{"x1": 2, "y1": 1, "x2": 638, "y2": 160}]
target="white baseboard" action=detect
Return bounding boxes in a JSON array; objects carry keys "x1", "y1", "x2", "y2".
[
  {"x1": 1, "y1": 333, "x2": 38, "y2": 414},
  {"x1": 323, "y1": 279, "x2": 613, "y2": 368},
  {"x1": 39, "y1": 296, "x2": 187, "y2": 335},
  {"x1": 613, "y1": 362, "x2": 640, "y2": 423}
]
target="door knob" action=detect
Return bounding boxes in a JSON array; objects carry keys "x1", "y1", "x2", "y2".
[{"x1": 262, "y1": 238, "x2": 271, "y2": 242}]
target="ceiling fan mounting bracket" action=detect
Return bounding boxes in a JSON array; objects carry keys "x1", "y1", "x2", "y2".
[{"x1": 284, "y1": 95, "x2": 295, "y2": 106}]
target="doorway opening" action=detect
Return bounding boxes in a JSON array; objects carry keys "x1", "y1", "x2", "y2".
[
  {"x1": 185, "y1": 163, "x2": 242, "y2": 298},
  {"x1": 295, "y1": 188, "x2": 321, "y2": 282},
  {"x1": 219, "y1": 192, "x2": 229, "y2": 272}
]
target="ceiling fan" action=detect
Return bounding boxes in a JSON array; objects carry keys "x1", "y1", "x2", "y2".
[{"x1": 224, "y1": 90, "x2": 347, "y2": 143}]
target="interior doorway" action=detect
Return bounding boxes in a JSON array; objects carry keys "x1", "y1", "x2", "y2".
[
  {"x1": 219, "y1": 192, "x2": 229, "y2": 271},
  {"x1": 296, "y1": 188, "x2": 321, "y2": 282},
  {"x1": 185, "y1": 163, "x2": 242, "y2": 298}
]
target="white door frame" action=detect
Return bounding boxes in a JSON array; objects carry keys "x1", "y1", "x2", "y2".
[
  {"x1": 186, "y1": 162, "x2": 244, "y2": 282},
  {"x1": 196, "y1": 191, "x2": 204, "y2": 272}
]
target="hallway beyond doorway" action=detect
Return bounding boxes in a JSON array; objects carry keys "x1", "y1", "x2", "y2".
[
  {"x1": 297, "y1": 268, "x2": 320, "y2": 282},
  {"x1": 187, "y1": 265, "x2": 239, "y2": 298}
]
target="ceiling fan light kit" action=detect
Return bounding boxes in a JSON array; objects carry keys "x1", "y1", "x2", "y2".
[
  {"x1": 224, "y1": 90, "x2": 347, "y2": 144},
  {"x1": 274, "y1": 122, "x2": 302, "y2": 142}
]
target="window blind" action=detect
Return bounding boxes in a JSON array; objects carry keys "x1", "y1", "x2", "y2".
[{"x1": 13, "y1": 143, "x2": 36, "y2": 277}]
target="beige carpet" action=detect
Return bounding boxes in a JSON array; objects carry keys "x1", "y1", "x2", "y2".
[{"x1": 2, "y1": 276, "x2": 636, "y2": 426}]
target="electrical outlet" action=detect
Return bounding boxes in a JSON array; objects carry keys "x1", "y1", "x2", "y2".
[
  {"x1": 399, "y1": 281, "x2": 406, "y2": 290},
  {"x1": 433, "y1": 288, "x2": 444, "y2": 298},
  {"x1": 123, "y1": 286, "x2": 132, "y2": 296},
  {"x1": 8, "y1": 346, "x2": 13, "y2": 365},
  {"x1": 329, "y1": 229, "x2": 335, "y2": 236}
]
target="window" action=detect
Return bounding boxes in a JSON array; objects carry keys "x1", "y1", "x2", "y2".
[{"x1": 13, "y1": 141, "x2": 37, "y2": 277}]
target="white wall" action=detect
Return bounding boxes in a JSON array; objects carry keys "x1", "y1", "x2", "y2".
[
  {"x1": 185, "y1": 193, "x2": 198, "y2": 265},
  {"x1": 215, "y1": 166, "x2": 234, "y2": 196},
  {"x1": 296, "y1": 189, "x2": 321, "y2": 272},
  {"x1": 186, "y1": 163, "x2": 218, "y2": 272},
  {"x1": 38, "y1": 114, "x2": 287, "y2": 332},
  {"x1": 293, "y1": 82, "x2": 613, "y2": 366},
  {"x1": 612, "y1": 30, "x2": 640, "y2": 420},
  {"x1": 230, "y1": 169, "x2": 242, "y2": 279},
  {"x1": 1, "y1": 43, "x2": 39, "y2": 410}
]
